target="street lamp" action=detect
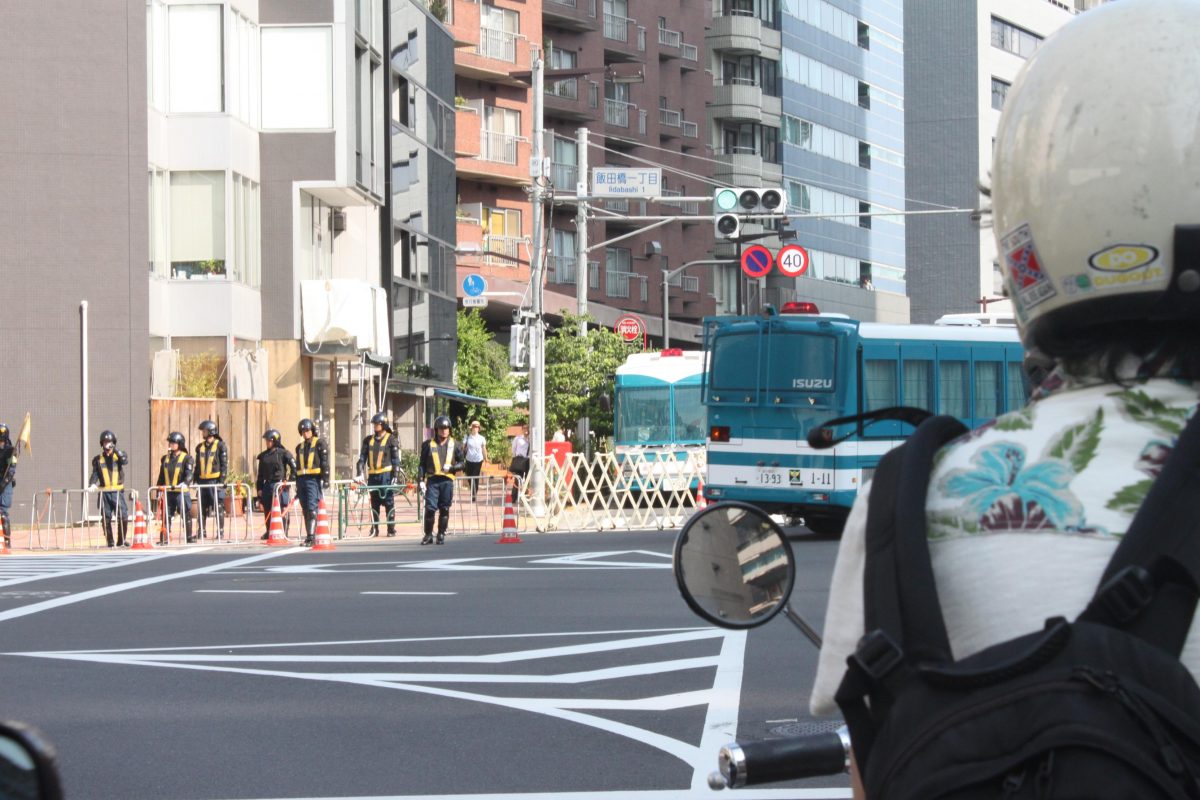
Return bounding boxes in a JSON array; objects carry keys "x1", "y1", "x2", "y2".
[{"x1": 661, "y1": 259, "x2": 736, "y2": 349}]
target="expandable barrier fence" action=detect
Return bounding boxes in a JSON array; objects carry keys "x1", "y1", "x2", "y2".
[{"x1": 12, "y1": 453, "x2": 695, "y2": 550}]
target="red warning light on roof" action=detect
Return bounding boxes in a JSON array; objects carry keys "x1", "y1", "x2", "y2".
[
  {"x1": 660, "y1": 348, "x2": 684, "y2": 357},
  {"x1": 780, "y1": 301, "x2": 820, "y2": 314}
]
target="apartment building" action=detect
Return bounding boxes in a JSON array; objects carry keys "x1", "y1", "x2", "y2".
[
  {"x1": 708, "y1": 0, "x2": 908, "y2": 322},
  {"x1": 904, "y1": 0, "x2": 1092, "y2": 323},
  {"x1": 0, "y1": 0, "x2": 151, "y2": 506}
]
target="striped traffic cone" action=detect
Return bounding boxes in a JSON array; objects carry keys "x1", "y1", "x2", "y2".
[
  {"x1": 695, "y1": 478, "x2": 708, "y2": 510},
  {"x1": 311, "y1": 499, "x2": 335, "y2": 551},
  {"x1": 130, "y1": 502, "x2": 154, "y2": 550},
  {"x1": 497, "y1": 493, "x2": 523, "y2": 544},
  {"x1": 265, "y1": 496, "x2": 290, "y2": 546}
]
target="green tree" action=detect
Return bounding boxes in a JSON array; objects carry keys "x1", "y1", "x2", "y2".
[
  {"x1": 544, "y1": 313, "x2": 635, "y2": 438},
  {"x1": 455, "y1": 310, "x2": 518, "y2": 460}
]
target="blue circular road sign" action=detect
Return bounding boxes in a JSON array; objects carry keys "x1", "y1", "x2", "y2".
[{"x1": 462, "y1": 274, "x2": 487, "y2": 297}]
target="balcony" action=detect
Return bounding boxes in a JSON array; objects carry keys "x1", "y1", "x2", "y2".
[
  {"x1": 481, "y1": 130, "x2": 520, "y2": 165},
  {"x1": 604, "y1": 98, "x2": 633, "y2": 128},
  {"x1": 448, "y1": 0, "x2": 480, "y2": 47},
  {"x1": 545, "y1": 77, "x2": 600, "y2": 122},
  {"x1": 606, "y1": 270, "x2": 637, "y2": 299},
  {"x1": 552, "y1": 162, "x2": 578, "y2": 193},
  {"x1": 456, "y1": 26, "x2": 531, "y2": 86},
  {"x1": 712, "y1": 80, "x2": 780, "y2": 124},
  {"x1": 549, "y1": 257, "x2": 600, "y2": 287},
  {"x1": 454, "y1": 101, "x2": 481, "y2": 158},
  {"x1": 657, "y1": 25, "x2": 681, "y2": 56},
  {"x1": 681, "y1": 42, "x2": 699, "y2": 66},
  {"x1": 482, "y1": 234, "x2": 524, "y2": 266},
  {"x1": 457, "y1": 124, "x2": 530, "y2": 186},
  {"x1": 603, "y1": 13, "x2": 643, "y2": 61},
  {"x1": 658, "y1": 107, "x2": 682, "y2": 137},
  {"x1": 707, "y1": 13, "x2": 780, "y2": 54},
  {"x1": 713, "y1": 150, "x2": 782, "y2": 187},
  {"x1": 681, "y1": 119, "x2": 699, "y2": 138},
  {"x1": 543, "y1": 0, "x2": 600, "y2": 32}
]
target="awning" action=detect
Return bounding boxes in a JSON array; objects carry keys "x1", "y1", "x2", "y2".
[{"x1": 434, "y1": 388, "x2": 514, "y2": 408}]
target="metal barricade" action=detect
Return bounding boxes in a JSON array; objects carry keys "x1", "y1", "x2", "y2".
[
  {"x1": 145, "y1": 482, "x2": 260, "y2": 545},
  {"x1": 26, "y1": 488, "x2": 142, "y2": 551},
  {"x1": 445, "y1": 474, "x2": 514, "y2": 535},
  {"x1": 334, "y1": 477, "x2": 420, "y2": 540}
]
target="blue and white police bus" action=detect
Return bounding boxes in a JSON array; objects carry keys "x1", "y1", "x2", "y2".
[
  {"x1": 702, "y1": 303, "x2": 1026, "y2": 535},
  {"x1": 614, "y1": 349, "x2": 707, "y2": 490}
]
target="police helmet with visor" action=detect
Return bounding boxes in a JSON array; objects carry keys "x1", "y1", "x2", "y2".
[
  {"x1": 434, "y1": 415, "x2": 452, "y2": 431},
  {"x1": 198, "y1": 420, "x2": 217, "y2": 436},
  {"x1": 263, "y1": 428, "x2": 281, "y2": 445},
  {"x1": 298, "y1": 418, "x2": 315, "y2": 434},
  {"x1": 99, "y1": 430, "x2": 117, "y2": 447},
  {"x1": 167, "y1": 431, "x2": 186, "y2": 447}
]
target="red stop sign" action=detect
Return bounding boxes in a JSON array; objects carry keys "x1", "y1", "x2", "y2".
[{"x1": 614, "y1": 314, "x2": 644, "y2": 343}]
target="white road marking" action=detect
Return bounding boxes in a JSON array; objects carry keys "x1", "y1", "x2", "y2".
[
  {"x1": 234, "y1": 791, "x2": 849, "y2": 799},
  {"x1": 0, "y1": 551, "x2": 186, "y2": 588},
  {"x1": 16, "y1": 627, "x2": 764, "y2": 787},
  {"x1": 357, "y1": 587, "x2": 456, "y2": 594},
  {"x1": 0, "y1": 549, "x2": 294, "y2": 623},
  {"x1": 194, "y1": 590, "x2": 283, "y2": 594},
  {"x1": 233, "y1": 550, "x2": 673, "y2": 575}
]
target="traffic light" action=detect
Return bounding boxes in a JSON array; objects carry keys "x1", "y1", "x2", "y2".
[
  {"x1": 509, "y1": 322, "x2": 529, "y2": 369},
  {"x1": 713, "y1": 188, "x2": 785, "y2": 241}
]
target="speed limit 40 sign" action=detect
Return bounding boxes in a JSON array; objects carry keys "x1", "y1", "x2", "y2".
[{"x1": 777, "y1": 244, "x2": 810, "y2": 277}]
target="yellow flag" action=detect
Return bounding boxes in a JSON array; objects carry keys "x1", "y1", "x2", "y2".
[{"x1": 16, "y1": 412, "x2": 31, "y2": 456}]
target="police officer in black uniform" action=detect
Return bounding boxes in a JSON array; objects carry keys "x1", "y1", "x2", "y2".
[
  {"x1": 295, "y1": 418, "x2": 330, "y2": 547},
  {"x1": 194, "y1": 420, "x2": 228, "y2": 540},
  {"x1": 88, "y1": 430, "x2": 128, "y2": 548},
  {"x1": 356, "y1": 413, "x2": 401, "y2": 537},
  {"x1": 256, "y1": 428, "x2": 297, "y2": 540},
  {"x1": 156, "y1": 431, "x2": 195, "y2": 544},
  {"x1": 0, "y1": 424, "x2": 16, "y2": 544},
  {"x1": 418, "y1": 415, "x2": 465, "y2": 545}
]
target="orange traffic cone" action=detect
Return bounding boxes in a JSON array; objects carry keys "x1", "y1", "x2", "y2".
[
  {"x1": 497, "y1": 493, "x2": 523, "y2": 544},
  {"x1": 130, "y1": 502, "x2": 154, "y2": 550},
  {"x1": 695, "y1": 479, "x2": 708, "y2": 510},
  {"x1": 0, "y1": 516, "x2": 10, "y2": 554},
  {"x1": 311, "y1": 498, "x2": 335, "y2": 551},
  {"x1": 265, "y1": 496, "x2": 290, "y2": 546}
]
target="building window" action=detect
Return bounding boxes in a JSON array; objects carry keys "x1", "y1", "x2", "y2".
[
  {"x1": 149, "y1": 168, "x2": 168, "y2": 278},
  {"x1": 146, "y1": 0, "x2": 168, "y2": 111},
  {"x1": 229, "y1": 11, "x2": 259, "y2": 125},
  {"x1": 483, "y1": 207, "x2": 522, "y2": 264},
  {"x1": 261, "y1": 26, "x2": 334, "y2": 129},
  {"x1": 232, "y1": 174, "x2": 261, "y2": 288},
  {"x1": 859, "y1": 201, "x2": 872, "y2": 229},
  {"x1": 991, "y1": 17, "x2": 1042, "y2": 59},
  {"x1": 167, "y1": 4, "x2": 223, "y2": 113},
  {"x1": 169, "y1": 171, "x2": 225, "y2": 279},
  {"x1": 300, "y1": 192, "x2": 333, "y2": 281},
  {"x1": 991, "y1": 77, "x2": 1011, "y2": 110}
]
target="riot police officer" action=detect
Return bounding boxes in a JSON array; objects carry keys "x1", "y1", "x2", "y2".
[
  {"x1": 194, "y1": 420, "x2": 228, "y2": 540},
  {"x1": 356, "y1": 412, "x2": 400, "y2": 537},
  {"x1": 0, "y1": 423, "x2": 16, "y2": 543},
  {"x1": 294, "y1": 418, "x2": 329, "y2": 546},
  {"x1": 156, "y1": 431, "x2": 194, "y2": 544},
  {"x1": 88, "y1": 430, "x2": 128, "y2": 548},
  {"x1": 256, "y1": 428, "x2": 297, "y2": 540},
  {"x1": 418, "y1": 415, "x2": 465, "y2": 545}
]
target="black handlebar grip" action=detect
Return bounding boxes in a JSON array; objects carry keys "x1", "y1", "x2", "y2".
[{"x1": 718, "y1": 728, "x2": 849, "y2": 787}]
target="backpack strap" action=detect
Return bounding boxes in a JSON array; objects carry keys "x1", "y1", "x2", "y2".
[
  {"x1": 1081, "y1": 407, "x2": 1200, "y2": 655},
  {"x1": 836, "y1": 414, "x2": 968, "y2": 770}
]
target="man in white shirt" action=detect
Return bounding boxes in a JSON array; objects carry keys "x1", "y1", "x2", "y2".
[
  {"x1": 463, "y1": 420, "x2": 488, "y2": 502},
  {"x1": 509, "y1": 424, "x2": 529, "y2": 506}
]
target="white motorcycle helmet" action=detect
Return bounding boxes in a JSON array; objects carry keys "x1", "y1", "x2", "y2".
[{"x1": 992, "y1": 0, "x2": 1200, "y2": 357}]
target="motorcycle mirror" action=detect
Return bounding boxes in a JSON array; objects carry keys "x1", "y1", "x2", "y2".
[
  {"x1": 0, "y1": 720, "x2": 65, "y2": 800},
  {"x1": 673, "y1": 502, "x2": 795, "y2": 629}
]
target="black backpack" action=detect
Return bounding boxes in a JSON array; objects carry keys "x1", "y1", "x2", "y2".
[{"x1": 835, "y1": 412, "x2": 1200, "y2": 799}]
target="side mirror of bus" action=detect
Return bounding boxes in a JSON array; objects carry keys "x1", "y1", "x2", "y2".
[{"x1": 673, "y1": 502, "x2": 795, "y2": 629}]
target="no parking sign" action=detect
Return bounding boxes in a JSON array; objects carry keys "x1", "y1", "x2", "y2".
[{"x1": 741, "y1": 245, "x2": 773, "y2": 279}]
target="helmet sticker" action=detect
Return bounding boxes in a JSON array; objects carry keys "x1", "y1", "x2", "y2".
[
  {"x1": 1001, "y1": 224, "x2": 1058, "y2": 313},
  {"x1": 1088, "y1": 244, "x2": 1159, "y2": 273}
]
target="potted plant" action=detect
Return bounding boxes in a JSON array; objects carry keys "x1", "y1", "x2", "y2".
[{"x1": 225, "y1": 473, "x2": 252, "y2": 516}]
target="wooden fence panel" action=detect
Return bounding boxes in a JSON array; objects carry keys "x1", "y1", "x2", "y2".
[{"x1": 150, "y1": 399, "x2": 268, "y2": 482}]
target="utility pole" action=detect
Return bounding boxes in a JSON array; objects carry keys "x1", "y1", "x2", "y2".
[
  {"x1": 527, "y1": 47, "x2": 548, "y2": 517},
  {"x1": 575, "y1": 126, "x2": 589, "y2": 337}
]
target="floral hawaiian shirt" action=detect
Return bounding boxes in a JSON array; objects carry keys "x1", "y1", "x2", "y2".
[{"x1": 810, "y1": 369, "x2": 1200, "y2": 715}]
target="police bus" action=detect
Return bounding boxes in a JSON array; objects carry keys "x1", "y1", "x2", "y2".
[
  {"x1": 614, "y1": 349, "x2": 707, "y2": 491},
  {"x1": 702, "y1": 303, "x2": 1026, "y2": 535}
]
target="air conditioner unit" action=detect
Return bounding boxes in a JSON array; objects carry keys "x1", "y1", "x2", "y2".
[{"x1": 331, "y1": 211, "x2": 347, "y2": 234}]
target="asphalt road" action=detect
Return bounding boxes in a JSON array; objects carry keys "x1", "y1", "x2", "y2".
[{"x1": 0, "y1": 530, "x2": 849, "y2": 800}]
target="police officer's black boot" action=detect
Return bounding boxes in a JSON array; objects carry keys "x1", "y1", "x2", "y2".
[
  {"x1": 421, "y1": 515, "x2": 434, "y2": 545},
  {"x1": 185, "y1": 515, "x2": 196, "y2": 544},
  {"x1": 436, "y1": 510, "x2": 449, "y2": 545},
  {"x1": 103, "y1": 520, "x2": 115, "y2": 549},
  {"x1": 303, "y1": 514, "x2": 315, "y2": 547},
  {"x1": 116, "y1": 516, "x2": 128, "y2": 547},
  {"x1": 387, "y1": 507, "x2": 396, "y2": 537},
  {"x1": 368, "y1": 507, "x2": 380, "y2": 537}
]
